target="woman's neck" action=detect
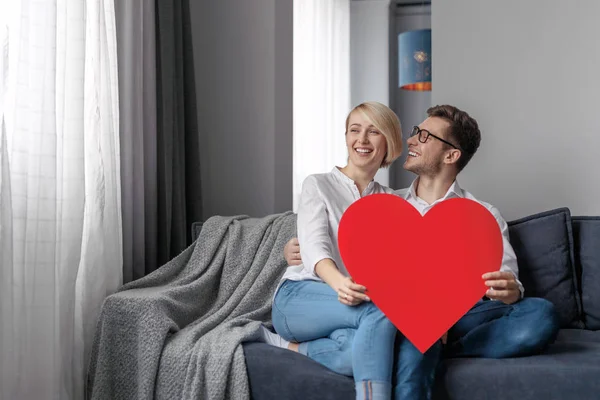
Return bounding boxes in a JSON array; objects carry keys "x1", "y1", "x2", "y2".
[{"x1": 340, "y1": 165, "x2": 378, "y2": 195}]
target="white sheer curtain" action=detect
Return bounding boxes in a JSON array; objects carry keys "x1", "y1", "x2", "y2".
[
  {"x1": 0, "y1": 0, "x2": 122, "y2": 399},
  {"x1": 293, "y1": 0, "x2": 351, "y2": 211}
]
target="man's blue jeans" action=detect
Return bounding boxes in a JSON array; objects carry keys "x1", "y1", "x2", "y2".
[
  {"x1": 272, "y1": 280, "x2": 399, "y2": 400},
  {"x1": 445, "y1": 297, "x2": 560, "y2": 358}
]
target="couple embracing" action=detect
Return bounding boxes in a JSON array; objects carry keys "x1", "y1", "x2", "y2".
[{"x1": 259, "y1": 102, "x2": 559, "y2": 400}]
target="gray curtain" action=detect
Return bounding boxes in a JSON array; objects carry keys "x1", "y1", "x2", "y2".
[
  {"x1": 115, "y1": 0, "x2": 159, "y2": 282},
  {"x1": 155, "y1": 0, "x2": 202, "y2": 267},
  {"x1": 116, "y1": 0, "x2": 202, "y2": 283}
]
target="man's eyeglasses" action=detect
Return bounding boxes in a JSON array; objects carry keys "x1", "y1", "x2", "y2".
[{"x1": 410, "y1": 126, "x2": 460, "y2": 150}]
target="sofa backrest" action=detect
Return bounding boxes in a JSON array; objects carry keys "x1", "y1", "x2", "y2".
[
  {"x1": 507, "y1": 208, "x2": 599, "y2": 331},
  {"x1": 192, "y1": 221, "x2": 204, "y2": 243},
  {"x1": 571, "y1": 216, "x2": 600, "y2": 331},
  {"x1": 507, "y1": 208, "x2": 584, "y2": 329},
  {"x1": 192, "y1": 208, "x2": 599, "y2": 331}
]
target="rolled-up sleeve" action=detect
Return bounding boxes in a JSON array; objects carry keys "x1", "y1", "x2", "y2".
[
  {"x1": 489, "y1": 205, "x2": 525, "y2": 298},
  {"x1": 297, "y1": 176, "x2": 335, "y2": 275}
]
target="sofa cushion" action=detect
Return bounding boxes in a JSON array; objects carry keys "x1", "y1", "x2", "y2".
[
  {"x1": 243, "y1": 342, "x2": 354, "y2": 400},
  {"x1": 572, "y1": 217, "x2": 600, "y2": 330},
  {"x1": 436, "y1": 330, "x2": 600, "y2": 400},
  {"x1": 243, "y1": 332, "x2": 600, "y2": 400},
  {"x1": 555, "y1": 328, "x2": 600, "y2": 343},
  {"x1": 507, "y1": 208, "x2": 583, "y2": 328}
]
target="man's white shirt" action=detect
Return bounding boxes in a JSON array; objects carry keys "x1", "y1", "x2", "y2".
[{"x1": 395, "y1": 178, "x2": 524, "y2": 298}]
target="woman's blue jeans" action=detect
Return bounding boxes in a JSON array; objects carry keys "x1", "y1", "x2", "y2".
[
  {"x1": 272, "y1": 280, "x2": 399, "y2": 400},
  {"x1": 299, "y1": 327, "x2": 442, "y2": 400}
]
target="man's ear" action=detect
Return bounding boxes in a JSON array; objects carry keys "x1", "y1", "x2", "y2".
[{"x1": 444, "y1": 149, "x2": 461, "y2": 166}]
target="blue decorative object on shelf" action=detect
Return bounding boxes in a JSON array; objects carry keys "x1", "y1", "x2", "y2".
[{"x1": 398, "y1": 29, "x2": 431, "y2": 91}]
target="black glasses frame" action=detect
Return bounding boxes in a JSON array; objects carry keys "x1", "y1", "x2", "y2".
[{"x1": 410, "y1": 126, "x2": 460, "y2": 150}]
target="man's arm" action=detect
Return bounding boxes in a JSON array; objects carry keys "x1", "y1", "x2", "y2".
[
  {"x1": 284, "y1": 238, "x2": 302, "y2": 266},
  {"x1": 483, "y1": 205, "x2": 523, "y2": 304}
]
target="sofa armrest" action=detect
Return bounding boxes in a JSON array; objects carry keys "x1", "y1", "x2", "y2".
[{"x1": 191, "y1": 221, "x2": 204, "y2": 242}]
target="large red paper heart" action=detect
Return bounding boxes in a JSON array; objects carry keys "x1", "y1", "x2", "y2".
[{"x1": 338, "y1": 194, "x2": 503, "y2": 353}]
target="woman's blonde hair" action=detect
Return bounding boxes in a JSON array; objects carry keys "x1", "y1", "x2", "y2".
[{"x1": 345, "y1": 101, "x2": 403, "y2": 168}]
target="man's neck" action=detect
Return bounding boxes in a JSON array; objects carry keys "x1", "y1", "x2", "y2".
[{"x1": 414, "y1": 174, "x2": 457, "y2": 205}]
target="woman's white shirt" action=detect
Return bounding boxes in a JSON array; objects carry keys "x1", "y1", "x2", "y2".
[{"x1": 277, "y1": 167, "x2": 393, "y2": 291}]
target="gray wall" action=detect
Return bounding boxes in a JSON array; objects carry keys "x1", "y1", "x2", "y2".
[
  {"x1": 350, "y1": 0, "x2": 392, "y2": 186},
  {"x1": 189, "y1": 0, "x2": 292, "y2": 220},
  {"x1": 389, "y1": 2, "x2": 431, "y2": 189},
  {"x1": 433, "y1": 0, "x2": 600, "y2": 220}
]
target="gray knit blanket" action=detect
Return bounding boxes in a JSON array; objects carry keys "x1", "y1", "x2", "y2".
[{"x1": 86, "y1": 212, "x2": 297, "y2": 400}]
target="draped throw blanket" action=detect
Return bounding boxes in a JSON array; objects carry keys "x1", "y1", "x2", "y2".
[{"x1": 87, "y1": 212, "x2": 297, "y2": 399}]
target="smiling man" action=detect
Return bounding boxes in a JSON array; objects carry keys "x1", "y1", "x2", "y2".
[
  {"x1": 263, "y1": 105, "x2": 560, "y2": 400},
  {"x1": 392, "y1": 105, "x2": 559, "y2": 359}
]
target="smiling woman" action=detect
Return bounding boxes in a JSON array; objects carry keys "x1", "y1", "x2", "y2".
[
  {"x1": 345, "y1": 101, "x2": 403, "y2": 171},
  {"x1": 264, "y1": 102, "x2": 407, "y2": 400}
]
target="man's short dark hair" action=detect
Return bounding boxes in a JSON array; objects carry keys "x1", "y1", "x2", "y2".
[{"x1": 427, "y1": 105, "x2": 481, "y2": 172}]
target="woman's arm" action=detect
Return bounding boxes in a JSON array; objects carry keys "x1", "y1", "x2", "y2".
[
  {"x1": 296, "y1": 176, "x2": 336, "y2": 277},
  {"x1": 297, "y1": 176, "x2": 369, "y2": 305},
  {"x1": 315, "y1": 259, "x2": 370, "y2": 306},
  {"x1": 314, "y1": 258, "x2": 345, "y2": 288}
]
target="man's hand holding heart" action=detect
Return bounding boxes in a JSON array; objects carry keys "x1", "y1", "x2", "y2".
[{"x1": 482, "y1": 271, "x2": 521, "y2": 305}]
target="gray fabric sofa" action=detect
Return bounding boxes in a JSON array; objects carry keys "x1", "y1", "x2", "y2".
[{"x1": 193, "y1": 207, "x2": 600, "y2": 400}]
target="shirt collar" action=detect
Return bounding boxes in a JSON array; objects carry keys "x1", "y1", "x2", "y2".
[{"x1": 404, "y1": 177, "x2": 464, "y2": 202}]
